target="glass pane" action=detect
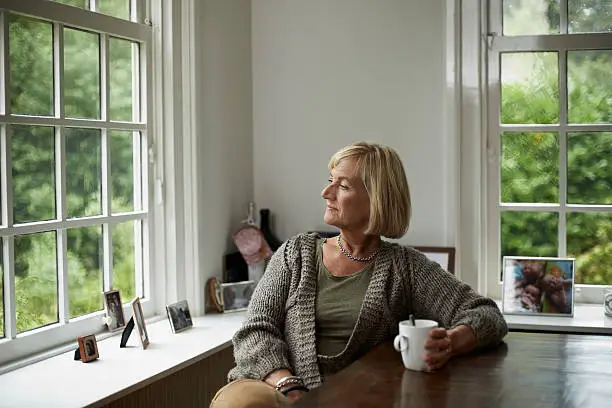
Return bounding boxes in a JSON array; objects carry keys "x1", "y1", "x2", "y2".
[
  {"x1": 9, "y1": 14, "x2": 53, "y2": 116},
  {"x1": 501, "y1": 211, "x2": 558, "y2": 279},
  {"x1": 64, "y1": 28, "x2": 100, "y2": 119},
  {"x1": 55, "y1": 0, "x2": 88, "y2": 8},
  {"x1": 98, "y1": 0, "x2": 131, "y2": 20},
  {"x1": 0, "y1": 242, "x2": 4, "y2": 338},
  {"x1": 569, "y1": 0, "x2": 612, "y2": 33},
  {"x1": 110, "y1": 131, "x2": 135, "y2": 213},
  {"x1": 65, "y1": 128, "x2": 102, "y2": 218},
  {"x1": 568, "y1": 132, "x2": 612, "y2": 204},
  {"x1": 501, "y1": 132, "x2": 558, "y2": 203},
  {"x1": 12, "y1": 125, "x2": 56, "y2": 224},
  {"x1": 109, "y1": 38, "x2": 135, "y2": 122},
  {"x1": 501, "y1": 52, "x2": 559, "y2": 124},
  {"x1": 503, "y1": 0, "x2": 560, "y2": 36},
  {"x1": 567, "y1": 212, "x2": 612, "y2": 285},
  {"x1": 568, "y1": 50, "x2": 612, "y2": 124},
  {"x1": 68, "y1": 226, "x2": 103, "y2": 318},
  {"x1": 15, "y1": 232, "x2": 58, "y2": 333},
  {"x1": 113, "y1": 221, "x2": 136, "y2": 301}
]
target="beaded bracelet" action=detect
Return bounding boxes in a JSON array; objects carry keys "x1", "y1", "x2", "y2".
[
  {"x1": 280, "y1": 385, "x2": 310, "y2": 395},
  {"x1": 275, "y1": 375, "x2": 304, "y2": 391}
]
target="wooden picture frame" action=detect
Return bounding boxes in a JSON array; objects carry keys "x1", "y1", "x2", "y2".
[
  {"x1": 131, "y1": 297, "x2": 150, "y2": 349},
  {"x1": 221, "y1": 280, "x2": 256, "y2": 312},
  {"x1": 413, "y1": 246, "x2": 456, "y2": 275},
  {"x1": 77, "y1": 334, "x2": 99, "y2": 363}
]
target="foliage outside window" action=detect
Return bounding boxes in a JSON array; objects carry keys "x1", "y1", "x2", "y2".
[
  {"x1": 0, "y1": 0, "x2": 149, "y2": 344},
  {"x1": 490, "y1": 0, "x2": 612, "y2": 293}
]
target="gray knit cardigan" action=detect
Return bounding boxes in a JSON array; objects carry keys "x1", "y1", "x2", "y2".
[{"x1": 228, "y1": 233, "x2": 508, "y2": 389}]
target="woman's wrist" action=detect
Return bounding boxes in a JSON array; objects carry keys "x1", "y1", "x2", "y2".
[{"x1": 449, "y1": 324, "x2": 477, "y2": 356}]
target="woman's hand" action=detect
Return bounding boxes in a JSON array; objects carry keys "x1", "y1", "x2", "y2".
[
  {"x1": 281, "y1": 388, "x2": 307, "y2": 402},
  {"x1": 424, "y1": 325, "x2": 477, "y2": 371}
]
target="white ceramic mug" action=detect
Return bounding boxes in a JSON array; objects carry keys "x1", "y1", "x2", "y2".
[{"x1": 393, "y1": 319, "x2": 438, "y2": 371}]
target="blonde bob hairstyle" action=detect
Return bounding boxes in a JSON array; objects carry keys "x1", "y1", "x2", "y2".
[{"x1": 328, "y1": 141, "x2": 412, "y2": 239}]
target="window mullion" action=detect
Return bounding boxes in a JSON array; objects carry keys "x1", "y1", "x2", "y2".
[
  {"x1": 560, "y1": 0, "x2": 569, "y2": 34},
  {"x1": 1, "y1": 125, "x2": 16, "y2": 339},
  {"x1": 0, "y1": 11, "x2": 9, "y2": 116},
  {"x1": 54, "y1": 23, "x2": 64, "y2": 119},
  {"x1": 558, "y1": 49, "x2": 568, "y2": 258},
  {"x1": 100, "y1": 29, "x2": 113, "y2": 291},
  {"x1": 487, "y1": 46, "x2": 502, "y2": 296}
]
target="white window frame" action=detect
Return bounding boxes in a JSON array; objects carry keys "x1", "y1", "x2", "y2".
[
  {"x1": 0, "y1": 0, "x2": 157, "y2": 368},
  {"x1": 484, "y1": 0, "x2": 612, "y2": 303}
]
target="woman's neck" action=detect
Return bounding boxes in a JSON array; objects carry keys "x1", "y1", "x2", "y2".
[{"x1": 337, "y1": 231, "x2": 381, "y2": 258}]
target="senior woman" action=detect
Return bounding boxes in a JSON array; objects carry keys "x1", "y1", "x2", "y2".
[{"x1": 210, "y1": 142, "x2": 508, "y2": 408}]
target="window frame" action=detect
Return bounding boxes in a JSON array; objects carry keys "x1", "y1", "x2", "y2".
[
  {"x1": 0, "y1": 0, "x2": 156, "y2": 368},
  {"x1": 484, "y1": 0, "x2": 612, "y2": 302}
]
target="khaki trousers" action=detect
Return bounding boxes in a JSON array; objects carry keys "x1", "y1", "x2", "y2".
[{"x1": 209, "y1": 379, "x2": 292, "y2": 408}]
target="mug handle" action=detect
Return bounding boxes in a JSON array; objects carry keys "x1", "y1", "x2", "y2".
[{"x1": 393, "y1": 335, "x2": 409, "y2": 352}]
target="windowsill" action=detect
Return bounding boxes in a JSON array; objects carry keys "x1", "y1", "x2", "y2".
[
  {"x1": 496, "y1": 301, "x2": 612, "y2": 334},
  {"x1": 0, "y1": 311, "x2": 247, "y2": 408}
]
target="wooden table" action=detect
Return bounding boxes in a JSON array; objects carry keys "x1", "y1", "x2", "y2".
[{"x1": 294, "y1": 332, "x2": 612, "y2": 407}]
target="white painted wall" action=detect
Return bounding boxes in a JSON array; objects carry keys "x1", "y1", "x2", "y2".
[
  {"x1": 193, "y1": 0, "x2": 254, "y2": 296},
  {"x1": 252, "y1": 0, "x2": 455, "y2": 248}
]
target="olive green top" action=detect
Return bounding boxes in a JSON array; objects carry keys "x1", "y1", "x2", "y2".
[{"x1": 315, "y1": 238, "x2": 374, "y2": 358}]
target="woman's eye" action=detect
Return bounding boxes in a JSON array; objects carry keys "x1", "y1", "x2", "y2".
[{"x1": 340, "y1": 184, "x2": 349, "y2": 190}]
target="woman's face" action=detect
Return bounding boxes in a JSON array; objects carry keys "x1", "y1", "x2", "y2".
[{"x1": 321, "y1": 158, "x2": 370, "y2": 231}]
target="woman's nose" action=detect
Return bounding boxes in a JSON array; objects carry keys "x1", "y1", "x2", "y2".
[{"x1": 322, "y1": 184, "x2": 333, "y2": 199}]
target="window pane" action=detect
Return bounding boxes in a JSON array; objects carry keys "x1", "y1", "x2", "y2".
[
  {"x1": 64, "y1": 28, "x2": 100, "y2": 119},
  {"x1": 110, "y1": 131, "x2": 135, "y2": 213},
  {"x1": 98, "y1": 0, "x2": 131, "y2": 20},
  {"x1": 568, "y1": 50, "x2": 612, "y2": 124},
  {"x1": 15, "y1": 232, "x2": 58, "y2": 333},
  {"x1": 113, "y1": 221, "x2": 136, "y2": 301},
  {"x1": 55, "y1": 0, "x2": 88, "y2": 8},
  {"x1": 12, "y1": 125, "x2": 56, "y2": 224},
  {"x1": 9, "y1": 14, "x2": 53, "y2": 116},
  {"x1": 568, "y1": 132, "x2": 612, "y2": 204},
  {"x1": 501, "y1": 132, "x2": 558, "y2": 203},
  {"x1": 569, "y1": 0, "x2": 612, "y2": 33},
  {"x1": 65, "y1": 128, "x2": 101, "y2": 218},
  {"x1": 503, "y1": 0, "x2": 560, "y2": 36},
  {"x1": 567, "y1": 212, "x2": 612, "y2": 285},
  {"x1": 0, "y1": 242, "x2": 4, "y2": 338},
  {"x1": 109, "y1": 38, "x2": 135, "y2": 122},
  {"x1": 68, "y1": 226, "x2": 103, "y2": 318},
  {"x1": 501, "y1": 52, "x2": 559, "y2": 124},
  {"x1": 501, "y1": 211, "x2": 558, "y2": 279}
]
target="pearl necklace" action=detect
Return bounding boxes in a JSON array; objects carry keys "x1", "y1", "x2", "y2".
[{"x1": 337, "y1": 235, "x2": 380, "y2": 262}]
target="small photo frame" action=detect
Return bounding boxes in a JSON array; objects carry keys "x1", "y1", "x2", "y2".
[
  {"x1": 131, "y1": 297, "x2": 150, "y2": 349},
  {"x1": 221, "y1": 280, "x2": 256, "y2": 312},
  {"x1": 413, "y1": 246, "x2": 456, "y2": 275},
  {"x1": 502, "y1": 256, "x2": 575, "y2": 317},
  {"x1": 166, "y1": 299, "x2": 193, "y2": 333},
  {"x1": 103, "y1": 289, "x2": 126, "y2": 332},
  {"x1": 77, "y1": 334, "x2": 99, "y2": 363}
]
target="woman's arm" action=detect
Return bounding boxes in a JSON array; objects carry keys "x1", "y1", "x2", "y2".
[
  {"x1": 406, "y1": 248, "x2": 508, "y2": 349},
  {"x1": 227, "y1": 237, "x2": 300, "y2": 382}
]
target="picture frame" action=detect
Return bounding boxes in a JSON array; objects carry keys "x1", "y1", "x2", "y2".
[
  {"x1": 131, "y1": 297, "x2": 150, "y2": 349},
  {"x1": 103, "y1": 289, "x2": 126, "y2": 332},
  {"x1": 502, "y1": 256, "x2": 575, "y2": 317},
  {"x1": 77, "y1": 334, "x2": 99, "y2": 363},
  {"x1": 221, "y1": 280, "x2": 256, "y2": 312},
  {"x1": 166, "y1": 299, "x2": 193, "y2": 333},
  {"x1": 413, "y1": 246, "x2": 456, "y2": 275}
]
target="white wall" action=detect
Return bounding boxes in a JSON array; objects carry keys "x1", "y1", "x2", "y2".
[
  {"x1": 193, "y1": 0, "x2": 253, "y2": 305},
  {"x1": 252, "y1": 0, "x2": 456, "y2": 248}
]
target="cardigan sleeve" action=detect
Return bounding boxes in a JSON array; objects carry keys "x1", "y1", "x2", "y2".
[
  {"x1": 406, "y1": 248, "x2": 508, "y2": 348},
  {"x1": 227, "y1": 237, "x2": 298, "y2": 382}
]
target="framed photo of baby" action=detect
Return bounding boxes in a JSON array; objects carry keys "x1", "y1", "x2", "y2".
[{"x1": 502, "y1": 256, "x2": 575, "y2": 316}]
